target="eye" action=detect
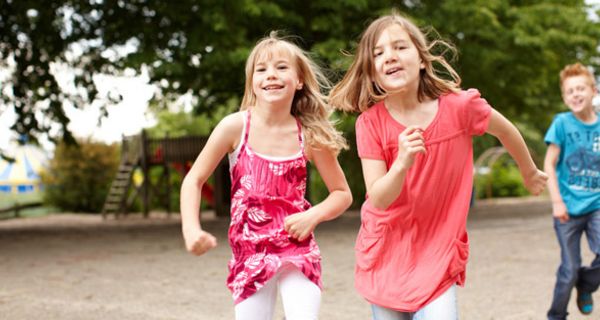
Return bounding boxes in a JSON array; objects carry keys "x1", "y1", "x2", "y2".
[
  {"x1": 373, "y1": 51, "x2": 383, "y2": 58},
  {"x1": 277, "y1": 64, "x2": 288, "y2": 70},
  {"x1": 255, "y1": 67, "x2": 266, "y2": 72},
  {"x1": 395, "y1": 45, "x2": 407, "y2": 50}
]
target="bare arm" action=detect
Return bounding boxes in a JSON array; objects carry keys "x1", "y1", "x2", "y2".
[
  {"x1": 362, "y1": 126, "x2": 425, "y2": 210},
  {"x1": 486, "y1": 109, "x2": 548, "y2": 195},
  {"x1": 284, "y1": 146, "x2": 352, "y2": 241},
  {"x1": 544, "y1": 144, "x2": 568, "y2": 222},
  {"x1": 180, "y1": 114, "x2": 241, "y2": 255}
]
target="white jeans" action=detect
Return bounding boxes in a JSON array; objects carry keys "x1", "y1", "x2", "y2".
[
  {"x1": 371, "y1": 284, "x2": 458, "y2": 320},
  {"x1": 234, "y1": 264, "x2": 321, "y2": 320}
]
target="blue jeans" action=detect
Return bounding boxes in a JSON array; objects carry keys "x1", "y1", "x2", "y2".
[
  {"x1": 548, "y1": 209, "x2": 600, "y2": 320},
  {"x1": 371, "y1": 285, "x2": 457, "y2": 320}
]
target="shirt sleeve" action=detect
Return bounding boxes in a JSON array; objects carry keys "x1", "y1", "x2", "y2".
[
  {"x1": 462, "y1": 89, "x2": 492, "y2": 136},
  {"x1": 355, "y1": 113, "x2": 384, "y2": 160},
  {"x1": 544, "y1": 115, "x2": 564, "y2": 148}
]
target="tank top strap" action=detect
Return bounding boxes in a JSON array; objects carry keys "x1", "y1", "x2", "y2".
[
  {"x1": 295, "y1": 117, "x2": 304, "y2": 149},
  {"x1": 243, "y1": 109, "x2": 252, "y2": 146}
]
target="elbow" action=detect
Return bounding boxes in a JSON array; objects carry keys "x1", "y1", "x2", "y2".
[
  {"x1": 343, "y1": 190, "x2": 353, "y2": 211},
  {"x1": 181, "y1": 173, "x2": 206, "y2": 191}
]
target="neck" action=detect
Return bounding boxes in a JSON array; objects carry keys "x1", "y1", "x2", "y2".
[
  {"x1": 385, "y1": 90, "x2": 420, "y2": 112},
  {"x1": 252, "y1": 102, "x2": 294, "y2": 125},
  {"x1": 573, "y1": 107, "x2": 597, "y2": 124}
]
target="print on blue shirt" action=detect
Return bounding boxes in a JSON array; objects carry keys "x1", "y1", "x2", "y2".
[{"x1": 545, "y1": 112, "x2": 600, "y2": 215}]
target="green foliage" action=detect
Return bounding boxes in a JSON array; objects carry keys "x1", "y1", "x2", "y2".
[
  {"x1": 309, "y1": 112, "x2": 365, "y2": 209},
  {"x1": 474, "y1": 157, "x2": 528, "y2": 199},
  {"x1": 420, "y1": 0, "x2": 600, "y2": 133},
  {"x1": 147, "y1": 111, "x2": 212, "y2": 138},
  {"x1": 6, "y1": 1, "x2": 598, "y2": 145},
  {"x1": 146, "y1": 97, "x2": 240, "y2": 138},
  {"x1": 4, "y1": 0, "x2": 600, "y2": 202},
  {"x1": 41, "y1": 140, "x2": 119, "y2": 213}
]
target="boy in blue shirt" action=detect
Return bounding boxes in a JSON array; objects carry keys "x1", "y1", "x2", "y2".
[{"x1": 545, "y1": 63, "x2": 600, "y2": 320}]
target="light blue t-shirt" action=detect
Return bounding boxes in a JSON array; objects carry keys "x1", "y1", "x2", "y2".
[{"x1": 544, "y1": 112, "x2": 600, "y2": 215}]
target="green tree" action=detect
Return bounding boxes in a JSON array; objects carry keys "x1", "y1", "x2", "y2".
[
  {"x1": 2, "y1": 1, "x2": 599, "y2": 143},
  {"x1": 3, "y1": 1, "x2": 600, "y2": 204}
]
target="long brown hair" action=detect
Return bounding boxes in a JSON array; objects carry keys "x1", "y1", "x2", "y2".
[
  {"x1": 330, "y1": 11, "x2": 461, "y2": 113},
  {"x1": 241, "y1": 32, "x2": 347, "y2": 154}
]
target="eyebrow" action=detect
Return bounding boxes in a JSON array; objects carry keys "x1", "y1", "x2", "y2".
[
  {"x1": 255, "y1": 59, "x2": 291, "y2": 66},
  {"x1": 373, "y1": 40, "x2": 410, "y2": 50}
]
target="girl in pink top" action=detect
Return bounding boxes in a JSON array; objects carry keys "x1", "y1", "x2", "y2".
[
  {"x1": 330, "y1": 12, "x2": 548, "y2": 319},
  {"x1": 180, "y1": 32, "x2": 352, "y2": 320}
]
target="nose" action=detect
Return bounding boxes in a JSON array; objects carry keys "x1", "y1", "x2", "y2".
[
  {"x1": 383, "y1": 48, "x2": 398, "y2": 64},
  {"x1": 265, "y1": 65, "x2": 277, "y2": 79}
]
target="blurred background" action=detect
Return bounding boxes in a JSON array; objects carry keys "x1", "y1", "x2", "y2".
[{"x1": 1, "y1": 0, "x2": 600, "y2": 217}]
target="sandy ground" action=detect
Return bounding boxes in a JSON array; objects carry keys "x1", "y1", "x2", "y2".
[{"x1": 0, "y1": 197, "x2": 598, "y2": 320}]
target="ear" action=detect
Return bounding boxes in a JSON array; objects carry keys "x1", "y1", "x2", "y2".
[
  {"x1": 296, "y1": 80, "x2": 304, "y2": 90},
  {"x1": 420, "y1": 60, "x2": 425, "y2": 70}
]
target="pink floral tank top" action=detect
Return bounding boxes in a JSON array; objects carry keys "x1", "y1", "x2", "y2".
[{"x1": 226, "y1": 110, "x2": 322, "y2": 304}]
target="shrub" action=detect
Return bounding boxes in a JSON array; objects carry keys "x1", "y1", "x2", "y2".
[
  {"x1": 41, "y1": 140, "x2": 119, "y2": 213},
  {"x1": 474, "y1": 157, "x2": 529, "y2": 199}
]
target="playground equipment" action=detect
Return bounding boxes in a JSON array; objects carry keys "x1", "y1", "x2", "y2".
[
  {"x1": 0, "y1": 144, "x2": 48, "y2": 194},
  {"x1": 102, "y1": 130, "x2": 230, "y2": 219},
  {"x1": 473, "y1": 146, "x2": 508, "y2": 199}
]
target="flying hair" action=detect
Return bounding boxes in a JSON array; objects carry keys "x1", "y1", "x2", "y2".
[{"x1": 330, "y1": 10, "x2": 461, "y2": 113}]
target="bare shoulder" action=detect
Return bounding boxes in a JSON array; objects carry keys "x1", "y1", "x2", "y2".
[
  {"x1": 212, "y1": 111, "x2": 244, "y2": 152},
  {"x1": 217, "y1": 111, "x2": 244, "y2": 132}
]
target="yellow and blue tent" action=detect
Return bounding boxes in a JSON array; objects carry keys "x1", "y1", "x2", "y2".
[{"x1": 0, "y1": 145, "x2": 48, "y2": 194}]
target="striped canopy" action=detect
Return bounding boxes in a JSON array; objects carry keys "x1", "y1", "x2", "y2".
[{"x1": 0, "y1": 144, "x2": 48, "y2": 193}]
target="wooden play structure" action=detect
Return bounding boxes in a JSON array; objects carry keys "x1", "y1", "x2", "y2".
[{"x1": 101, "y1": 130, "x2": 230, "y2": 219}]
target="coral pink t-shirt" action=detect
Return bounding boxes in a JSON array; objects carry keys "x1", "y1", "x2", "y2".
[{"x1": 354, "y1": 89, "x2": 491, "y2": 311}]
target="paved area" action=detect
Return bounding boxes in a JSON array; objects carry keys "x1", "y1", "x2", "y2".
[{"x1": 0, "y1": 197, "x2": 597, "y2": 319}]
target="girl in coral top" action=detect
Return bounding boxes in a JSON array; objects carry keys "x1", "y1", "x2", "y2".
[
  {"x1": 330, "y1": 12, "x2": 548, "y2": 319},
  {"x1": 180, "y1": 32, "x2": 352, "y2": 320}
]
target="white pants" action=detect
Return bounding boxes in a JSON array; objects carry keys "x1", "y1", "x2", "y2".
[{"x1": 234, "y1": 264, "x2": 321, "y2": 320}]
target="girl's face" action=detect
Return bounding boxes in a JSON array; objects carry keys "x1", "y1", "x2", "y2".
[
  {"x1": 562, "y1": 75, "x2": 597, "y2": 115},
  {"x1": 251, "y1": 48, "x2": 303, "y2": 108},
  {"x1": 372, "y1": 24, "x2": 423, "y2": 95}
]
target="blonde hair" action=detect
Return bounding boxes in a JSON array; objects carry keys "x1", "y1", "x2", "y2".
[
  {"x1": 241, "y1": 32, "x2": 347, "y2": 154},
  {"x1": 330, "y1": 11, "x2": 461, "y2": 113},
  {"x1": 559, "y1": 62, "x2": 596, "y2": 91}
]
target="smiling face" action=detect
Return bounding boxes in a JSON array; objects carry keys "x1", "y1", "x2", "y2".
[
  {"x1": 561, "y1": 75, "x2": 597, "y2": 115},
  {"x1": 250, "y1": 45, "x2": 303, "y2": 108},
  {"x1": 372, "y1": 24, "x2": 424, "y2": 95}
]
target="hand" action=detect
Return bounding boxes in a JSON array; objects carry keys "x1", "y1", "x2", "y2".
[
  {"x1": 552, "y1": 201, "x2": 569, "y2": 223},
  {"x1": 523, "y1": 169, "x2": 548, "y2": 196},
  {"x1": 284, "y1": 210, "x2": 320, "y2": 241},
  {"x1": 394, "y1": 126, "x2": 426, "y2": 171},
  {"x1": 183, "y1": 228, "x2": 217, "y2": 256}
]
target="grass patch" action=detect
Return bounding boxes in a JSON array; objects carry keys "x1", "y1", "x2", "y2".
[{"x1": 0, "y1": 191, "x2": 55, "y2": 219}]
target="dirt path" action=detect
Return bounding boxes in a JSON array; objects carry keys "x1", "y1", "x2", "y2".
[{"x1": 0, "y1": 198, "x2": 597, "y2": 319}]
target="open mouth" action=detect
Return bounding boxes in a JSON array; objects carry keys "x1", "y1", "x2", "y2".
[
  {"x1": 385, "y1": 67, "x2": 403, "y2": 75},
  {"x1": 571, "y1": 98, "x2": 584, "y2": 106},
  {"x1": 263, "y1": 84, "x2": 284, "y2": 91}
]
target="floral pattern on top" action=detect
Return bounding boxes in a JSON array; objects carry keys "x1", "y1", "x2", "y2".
[{"x1": 226, "y1": 111, "x2": 322, "y2": 304}]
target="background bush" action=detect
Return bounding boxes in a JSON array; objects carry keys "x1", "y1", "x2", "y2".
[
  {"x1": 474, "y1": 157, "x2": 529, "y2": 199},
  {"x1": 41, "y1": 140, "x2": 119, "y2": 213}
]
